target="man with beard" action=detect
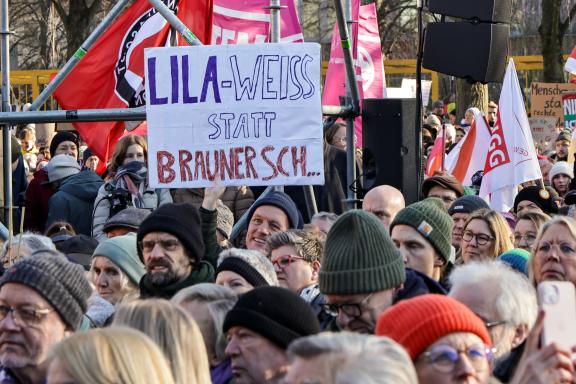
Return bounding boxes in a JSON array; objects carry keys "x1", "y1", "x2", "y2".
[
  {"x1": 0, "y1": 254, "x2": 91, "y2": 383},
  {"x1": 319, "y1": 210, "x2": 405, "y2": 334},
  {"x1": 223, "y1": 287, "x2": 320, "y2": 384},
  {"x1": 137, "y1": 203, "x2": 214, "y2": 299}
]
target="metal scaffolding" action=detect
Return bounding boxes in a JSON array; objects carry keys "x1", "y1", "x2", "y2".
[{"x1": 0, "y1": 0, "x2": 361, "y2": 231}]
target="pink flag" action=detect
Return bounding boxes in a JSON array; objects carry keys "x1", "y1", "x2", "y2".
[
  {"x1": 323, "y1": 1, "x2": 387, "y2": 147},
  {"x1": 358, "y1": 3, "x2": 387, "y2": 99},
  {"x1": 444, "y1": 108, "x2": 492, "y2": 185},
  {"x1": 322, "y1": 0, "x2": 361, "y2": 106},
  {"x1": 480, "y1": 59, "x2": 542, "y2": 211},
  {"x1": 426, "y1": 128, "x2": 445, "y2": 176},
  {"x1": 212, "y1": 0, "x2": 303, "y2": 44}
]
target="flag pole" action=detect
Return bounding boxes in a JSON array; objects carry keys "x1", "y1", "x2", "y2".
[
  {"x1": 1, "y1": 0, "x2": 12, "y2": 232},
  {"x1": 29, "y1": 0, "x2": 132, "y2": 111}
]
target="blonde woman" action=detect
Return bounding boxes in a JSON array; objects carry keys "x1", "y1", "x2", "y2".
[
  {"x1": 460, "y1": 208, "x2": 514, "y2": 263},
  {"x1": 113, "y1": 299, "x2": 211, "y2": 384},
  {"x1": 47, "y1": 327, "x2": 175, "y2": 384},
  {"x1": 529, "y1": 215, "x2": 576, "y2": 287}
]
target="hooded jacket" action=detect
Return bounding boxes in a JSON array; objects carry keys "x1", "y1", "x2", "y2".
[{"x1": 47, "y1": 170, "x2": 103, "y2": 236}]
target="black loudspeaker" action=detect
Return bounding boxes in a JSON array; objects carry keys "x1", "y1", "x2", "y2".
[
  {"x1": 427, "y1": 0, "x2": 511, "y2": 24},
  {"x1": 362, "y1": 98, "x2": 419, "y2": 204},
  {"x1": 422, "y1": 22, "x2": 509, "y2": 83}
]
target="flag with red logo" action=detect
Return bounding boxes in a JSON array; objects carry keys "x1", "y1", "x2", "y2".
[
  {"x1": 426, "y1": 128, "x2": 445, "y2": 176},
  {"x1": 444, "y1": 108, "x2": 492, "y2": 185},
  {"x1": 565, "y1": 45, "x2": 576, "y2": 75},
  {"x1": 211, "y1": 0, "x2": 303, "y2": 44},
  {"x1": 53, "y1": 0, "x2": 213, "y2": 163},
  {"x1": 479, "y1": 59, "x2": 542, "y2": 211}
]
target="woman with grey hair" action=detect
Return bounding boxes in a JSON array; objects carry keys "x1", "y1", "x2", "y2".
[
  {"x1": 286, "y1": 332, "x2": 418, "y2": 384},
  {"x1": 171, "y1": 283, "x2": 237, "y2": 384},
  {"x1": 214, "y1": 248, "x2": 277, "y2": 295},
  {"x1": 1, "y1": 232, "x2": 56, "y2": 267}
]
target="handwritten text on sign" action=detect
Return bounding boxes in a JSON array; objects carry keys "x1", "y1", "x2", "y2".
[{"x1": 145, "y1": 43, "x2": 324, "y2": 188}]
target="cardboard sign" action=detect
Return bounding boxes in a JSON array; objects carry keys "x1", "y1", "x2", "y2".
[
  {"x1": 530, "y1": 82, "x2": 576, "y2": 123},
  {"x1": 528, "y1": 117, "x2": 559, "y2": 153},
  {"x1": 145, "y1": 43, "x2": 324, "y2": 188}
]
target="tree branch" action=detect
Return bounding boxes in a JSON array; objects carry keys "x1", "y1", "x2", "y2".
[{"x1": 560, "y1": 3, "x2": 576, "y2": 34}]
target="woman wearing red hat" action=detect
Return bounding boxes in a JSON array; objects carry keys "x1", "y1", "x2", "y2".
[{"x1": 376, "y1": 294, "x2": 493, "y2": 384}]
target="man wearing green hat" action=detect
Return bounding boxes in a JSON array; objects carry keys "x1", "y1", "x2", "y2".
[
  {"x1": 319, "y1": 210, "x2": 405, "y2": 334},
  {"x1": 390, "y1": 198, "x2": 452, "y2": 283}
]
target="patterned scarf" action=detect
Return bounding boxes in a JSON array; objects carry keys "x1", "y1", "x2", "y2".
[{"x1": 112, "y1": 161, "x2": 147, "y2": 208}]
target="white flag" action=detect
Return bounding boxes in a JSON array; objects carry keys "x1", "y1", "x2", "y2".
[
  {"x1": 445, "y1": 107, "x2": 492, "y2": 186},
  {"x1": 479, "y1": 59, "x2": 542, "y2": 212}
]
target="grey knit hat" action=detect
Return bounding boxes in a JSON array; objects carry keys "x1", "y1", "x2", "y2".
[
  {"x1": 216, "y1": 200, "x2": 234, "y2": 240},
  {"x1": 390, "y1": 198, "x2": 453, "y2": 263},
  {"x1": 319, "y1": 210, "x2": 405, "y2": 295},
  {"x1": 92, "y1": 233, "x2": 145, "y2": 286},
  {"x1": 0, "y1": 255, "x2": 91, "y2": 330}
]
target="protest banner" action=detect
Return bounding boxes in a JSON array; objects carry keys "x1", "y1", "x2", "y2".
[
  {"x1": 530, "y1": 82, "x2": 576, "y2": 124},
  {"x1": 563, "y1": 92, "x2": 576, "y2": 130},
  {"x1": 145, "y1": 43, "x2": 324, "y2": 188},
  {"x1": 212, "y1": 0, "x2": 303, "y2": 44},
  {"x1": 528, "y1": 117, "x2": 559, "y2": 154}
]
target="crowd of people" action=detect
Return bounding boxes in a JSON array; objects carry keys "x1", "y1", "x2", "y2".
[{"x1": 0, "y1": 100, "x2": 575, "y2": 384}]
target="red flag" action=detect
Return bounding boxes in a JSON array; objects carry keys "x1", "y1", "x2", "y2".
[{"x1": 53, "y1": 0, "x2": 213, "y2": 163}]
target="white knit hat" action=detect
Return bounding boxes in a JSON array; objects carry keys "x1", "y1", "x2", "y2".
[
  {"x1": 45, "y1": 154, "x2": 81, "y2": 183},
  {"x1": 549, "y1": 161, "x2": 574, "y2": 182}
]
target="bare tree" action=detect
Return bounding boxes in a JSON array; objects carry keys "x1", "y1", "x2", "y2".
[{"x1": 539, "y1": 0, "x2": 576, "y2": 82}]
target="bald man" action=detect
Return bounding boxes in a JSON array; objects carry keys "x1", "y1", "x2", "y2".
[{"x1": 362, "y1": 185, "x2": 405, "y2": 230}]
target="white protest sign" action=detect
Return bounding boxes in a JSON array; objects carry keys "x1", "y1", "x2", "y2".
[{"x1": 145, "y1": 43, "x2": 324, "y2": 188}]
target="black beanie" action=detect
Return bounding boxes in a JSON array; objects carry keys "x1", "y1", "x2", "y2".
[
  {"x1": 216, "y1": 257, "x2": 270, "y2": 288},
  {"x1": 0, "y1": 255, "x2": 91, "y2": 330},
  {"x1": 246, "y1": 191, "x2": 303, "y2": 229},
  {"x1": 513, "y1": 186, "x2": 558, "y2": 214},
  {"x1": 448, "y1": 195, "x2": 490, "y2": 215},
  {"x1": 223, "y1": 286, "x2": 320, "y2": 349},
  {"x1": 49, "y1": 132, "x2": 79, "y2": 157},
  {"x1": 137, "y1": 203, "x2": 205, "y2": 263}
]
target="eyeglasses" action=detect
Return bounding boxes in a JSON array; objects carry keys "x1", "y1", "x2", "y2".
[
  {"x1": 536, "y1": 242, "x2": 576, "y2": 255},
  {"x1": 514, "y1": 233, "x2": 537, "y2": 246},
  {"x1": 462, "y1": 230, "x2": 494, "y2": 246},
  {"x1": 484, "y1": 320, "x2": 507, "y2": 329},
  {"x1": 322, "y1": 293, "x2": 373, "y2": 318},
  {"x1": 0, "y1": 305, "x2": 54, "y2": 327},
  {"x1": 420, "y1": 343, "x2": 494, "y2": 373},
  {"x1": 139, "y1": 239, "x2": 181, "y2": 253},
  {"x1": 272, "y1": 254, "x2": 306, "y2": 269}
]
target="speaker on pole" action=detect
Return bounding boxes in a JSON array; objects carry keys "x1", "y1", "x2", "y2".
[
  {"x1": 422, "y1": 0, "x2": 512, "y2": 83},
  {"x1": 362, "y1": 98, "x2": 419, "y2": 204}
]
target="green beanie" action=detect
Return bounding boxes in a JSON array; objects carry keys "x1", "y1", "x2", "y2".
[
  {"x1": 319, "y1": 210, "x2": 405, "y2": 295},
  {"x1": 92, "y1": 233, "x2": 146, "y2": 286},
  {"x1": 390, "y1": 197, "x2": 453, "y2": 263}
]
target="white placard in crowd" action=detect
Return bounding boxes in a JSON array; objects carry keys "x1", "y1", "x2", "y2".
[{"x1": 145, "y1": 43, "x2": 324, "y2": 188}]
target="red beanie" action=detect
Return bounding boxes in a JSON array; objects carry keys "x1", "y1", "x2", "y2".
[{"x1": 375, "y1": 294, "x2": 491, "y2": 360}]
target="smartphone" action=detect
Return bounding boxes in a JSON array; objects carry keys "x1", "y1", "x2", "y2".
[{"x1": 538, "y1": 281, "x2": 576, "y2": 352}]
